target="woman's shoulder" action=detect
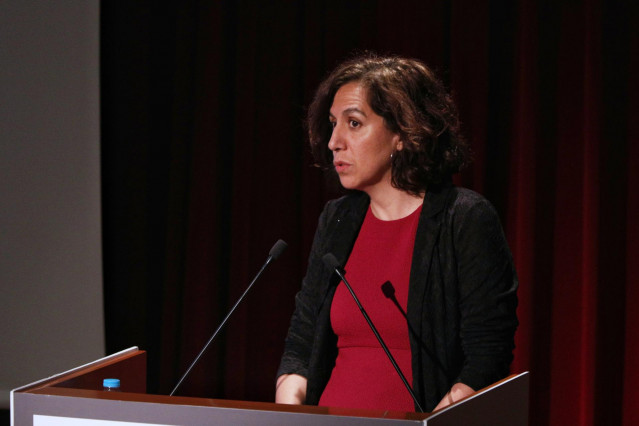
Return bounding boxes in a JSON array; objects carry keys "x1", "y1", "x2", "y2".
[
  {"x1": 432, "y1": 186, "x2": 501, "y2": 228},
  {"x1": 315, "y1": 192, "x2": 369, "y2": 231},
  {"x1": 324, "y1": 191, "x2": 369, "y2": 214},
  {"x1": 440, "y1": 187, "x2": 506, "y2": 236},
  {"x1": 447, "y1": 186, "x2": 496, "y2": 211}
]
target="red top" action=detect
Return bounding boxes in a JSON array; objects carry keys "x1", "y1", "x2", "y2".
[{"x1": 319, "y1": 205, "x2": 422, "y2": 411}]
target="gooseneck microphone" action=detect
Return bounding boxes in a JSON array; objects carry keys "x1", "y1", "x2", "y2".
[
  {"x1": 170, "y1": 239, "x2": 288, "y2": 396},
  {"x1": 322, "y1": 253, "x2": 424, "y2": 413},
  {"x1": 382, "y1": 280, "x2": 451, "y2": 382}
]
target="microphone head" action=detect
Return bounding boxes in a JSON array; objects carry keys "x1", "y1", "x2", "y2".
[
  {"x1": 269, "y1": 239, "x2": 288, "y2": 260},
  {"x1": 381, "y1": 281, "x2": 395, "y2": 299},
  {"x1": 322, "y1": 253, "x2": 341, "y2": 270}
]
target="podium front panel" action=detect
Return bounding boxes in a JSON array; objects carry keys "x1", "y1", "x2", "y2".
[
  {"x1": 11, "y1": 348, "x2": 528, "y2": 425},
  {"x1": 14, "y1": 390, "x2": 427, "y2": 425}
]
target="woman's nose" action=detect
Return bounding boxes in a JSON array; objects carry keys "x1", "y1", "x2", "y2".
[{"x1": 327, "y1": 124, "x2": 343, "y2": 151}]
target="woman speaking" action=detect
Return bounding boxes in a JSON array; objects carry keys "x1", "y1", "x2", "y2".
[{"x1": 276, "y1": 53, "x2": 518, "y2": 412}]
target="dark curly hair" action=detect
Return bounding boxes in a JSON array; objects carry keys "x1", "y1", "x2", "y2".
[{"x1": 308, "y1": 53, "x2": 470, "y2": 195}]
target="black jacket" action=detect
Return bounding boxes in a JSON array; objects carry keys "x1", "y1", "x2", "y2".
[{"x1": 277, "y1": 185, "x2": 519, "y2": 411}]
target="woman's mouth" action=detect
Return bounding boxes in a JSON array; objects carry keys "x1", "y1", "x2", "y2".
[{"x1": 333, "y1": 160, "x2": 350, "y2": 173}]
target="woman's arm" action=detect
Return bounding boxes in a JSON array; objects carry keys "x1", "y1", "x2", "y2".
[
  {"x1": 275, "y1": 373, "x2": 308, "y2": 405},
  {"x1": 454, "y1": 195, "x2": 519, "y2": 391},
  {"x1": 276, "y1": 199, "x2": 339, "y2": 402}
]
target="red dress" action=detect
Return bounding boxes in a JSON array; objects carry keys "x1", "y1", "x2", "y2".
[{"x1": 318, "y1": 205, "x2": 422, "y2": 411}]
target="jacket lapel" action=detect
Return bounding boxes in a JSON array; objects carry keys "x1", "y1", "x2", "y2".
[
  {"x1": 327, "y1": 193, "x2": 369, "y2": 269},
  {"x1": 407, "y1": 186, "x2": 454, "y2": 325}
]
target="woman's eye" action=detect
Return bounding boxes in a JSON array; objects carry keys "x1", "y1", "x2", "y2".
[
  {"x1": 349, "y1": 120, "x2": 360, "y2": 128},
  {"x1": 329, "y1": 121, "x2": 336, "y2": 129}
]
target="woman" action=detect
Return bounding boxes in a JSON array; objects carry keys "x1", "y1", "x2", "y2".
[{"x1": 276, "y1": 53, "x2": 518, "y2": 412}]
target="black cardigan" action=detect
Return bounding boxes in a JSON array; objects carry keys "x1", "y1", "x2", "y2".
[{"x1": 277, "y1": 185, "x2": 519, "y2": 411}]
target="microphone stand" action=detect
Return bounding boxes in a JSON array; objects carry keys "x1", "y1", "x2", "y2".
[{"x1": 170, "y1": 240, "x2": 288, "y2": 396}]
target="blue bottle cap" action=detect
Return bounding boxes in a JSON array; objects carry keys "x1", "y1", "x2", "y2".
[{"x1": 103, "y1": 378, "x2": 120, "y2": 388}]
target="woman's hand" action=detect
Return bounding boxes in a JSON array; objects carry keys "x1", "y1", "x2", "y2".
[
  {"x1": 275, "y1": 374, "x2": 308, "y2": 405},
  {"x1": 433, "y1": 382, "x2": 475, "y2": 411}
]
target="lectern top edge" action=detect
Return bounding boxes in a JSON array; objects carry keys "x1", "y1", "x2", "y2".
[{"x1": 11, "y1": 347, "x2": 140, "y2": 395}]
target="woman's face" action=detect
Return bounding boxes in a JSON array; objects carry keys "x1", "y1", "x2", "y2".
[{"x1": 328, "y1": 82, "x2": 402, "y2": 195}]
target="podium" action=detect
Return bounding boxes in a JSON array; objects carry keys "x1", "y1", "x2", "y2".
[{"x1": 11, "y1": 347, "x2": 529, "y2": 425}]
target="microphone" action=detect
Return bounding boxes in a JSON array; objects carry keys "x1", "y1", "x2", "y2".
[
  {"x1": 381, "y1": 281, "x2": 405, "y2": 319},
  {"x1": 381, "y1": 281, "x2": 451, "y2": 382},
  {"x1": 322, "y1": 253, "x2": 424, "y2": 413},
  {"x1": 170, "y1": 239, "x2": 288, "y2": 396}
]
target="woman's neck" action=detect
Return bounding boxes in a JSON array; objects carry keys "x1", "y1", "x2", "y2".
[{"x1": 367, "y1": 186, "x2": 425, "y2": 221}]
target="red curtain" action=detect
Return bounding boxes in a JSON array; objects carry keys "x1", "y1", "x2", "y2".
[{"x1": 101, "y1": 1, "x2": 638, "y2": 425}]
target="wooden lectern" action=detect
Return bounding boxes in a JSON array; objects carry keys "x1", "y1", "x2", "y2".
[{"x1": 11, "y1": 347, "x2": 529, "y2": 425}]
